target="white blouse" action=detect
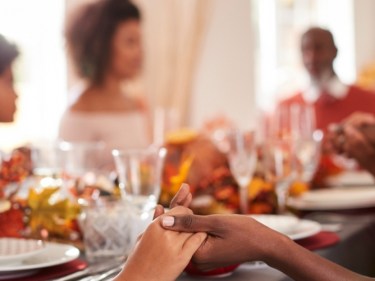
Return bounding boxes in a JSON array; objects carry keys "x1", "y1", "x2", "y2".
[{"x1": 58, "y1": 110, "x2": 151, "y2": 150}]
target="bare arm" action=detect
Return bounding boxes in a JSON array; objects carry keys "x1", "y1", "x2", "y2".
[
  {"x1": 114, "y1": 207, "x2": 206, "y2": 281},
  {"x1": 161, "y1": 214, "x2": 373, "y2": 281}
]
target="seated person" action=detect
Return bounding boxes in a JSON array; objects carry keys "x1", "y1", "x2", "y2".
[
  {"x1": 279, "y1": 27, "x2": 375, "y2": 133},
  {"x1": 0, "y1": 34, "x2": 18, "y2": 123},
  {"x1": 59, "y1": 0, "x2": 151, "y2": 150}
]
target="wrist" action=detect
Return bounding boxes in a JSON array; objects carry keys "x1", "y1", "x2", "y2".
[{"x1": 262, "y1": 234, "x2": 294, "y2": 266}]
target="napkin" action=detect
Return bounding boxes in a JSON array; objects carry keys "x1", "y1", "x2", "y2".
[
  {"x1": 10, "y1": 259, "x2": 87, "y2": 281},
  {"x1": 296, "y1": 231, "x2": 340, "y2": 251}
]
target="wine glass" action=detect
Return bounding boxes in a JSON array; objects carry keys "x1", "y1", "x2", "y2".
[
  {"x1": 112, "y1": 146, "x2": 167, "y2": 213},
  {"x1": 267, "y1": 103, "x2": 318, "y2": 212},
  {"x1": 295, "y1": 130, "x2": 323, "y2": 183},
  {"x1": 264, "y1": 138, "x2": 296, "y2": 213},
  {"x1": 226, "y1": 130, "x2": 257, "y2": 214}
]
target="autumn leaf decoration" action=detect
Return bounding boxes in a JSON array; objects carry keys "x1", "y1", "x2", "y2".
[
  {"x1": 169, "y1": 155, "x2": 195, "y2": 194},
  {"x1": 27, "y1": 187, "x2": 81, "y2": 239}
]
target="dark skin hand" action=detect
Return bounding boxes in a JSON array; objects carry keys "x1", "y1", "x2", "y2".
[
  {"x1": 329, "y1": 112, "x2": 375, "y2": 176},
  {"x1": 160, "y1": 184, "x2": 374, "y2": 281}
]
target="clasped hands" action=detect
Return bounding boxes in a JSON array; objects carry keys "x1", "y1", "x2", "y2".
[{"x1": 118, "y1": 183, "x2": 285, "y2": 281}]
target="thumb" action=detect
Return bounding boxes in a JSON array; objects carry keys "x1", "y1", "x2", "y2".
[{"x1": 161, "y1": 214, "x2": 219, "y2": 234}]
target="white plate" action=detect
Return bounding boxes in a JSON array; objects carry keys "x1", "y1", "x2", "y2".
[
  {"x1": 250, "y1": 215, "x2": 321, "y2": 240},
  {"x1": 0, "y1": 241, "x2": 80, "y2": 272},
  {"x1": 250, "y1": 215, "x2": 299, "y2": 234},
  {"x1": 287, "y1": 187, "x2": 375, "y2": 210},
  {"x1": 0, "y1": 238, "x2": 46, "y2": 266},
  {"x1": 325, "y1": 171, "x2": 374, "y2": 187}
]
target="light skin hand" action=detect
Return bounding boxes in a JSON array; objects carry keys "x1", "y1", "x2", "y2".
[{"x1": 115, "y1": 206, "x2": 207, "y2": 281}]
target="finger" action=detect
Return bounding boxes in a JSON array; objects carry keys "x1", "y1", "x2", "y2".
[
  {"x1": 161, "y1": 214, "x2": 223, "y2": 235},
  {"x1": 344, "y1": 126, "x2": 374, "y2": 155},
  {"x1": 164, "y1": 205, "x2": 193, "y2": 216},
  {"x1": 170, "y1": 183, "x2": 192, "y2": 208},
  {"x1": 344, "y1": 112, "x2": 375, "y2": 128},
  {"x1": 181, "y1": 232, "x2": 207, "y2": 255},
  {"x1": 153, "y1": 204, "x2": 165, "y2": 220}
]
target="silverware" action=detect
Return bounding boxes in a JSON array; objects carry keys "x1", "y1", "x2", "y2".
[
  {"x1": 52, "y1": 258, "x2": 125, "y2": 281},
  {"x1": 79, "y1": 265, "x2": 123, "y2": 281}
]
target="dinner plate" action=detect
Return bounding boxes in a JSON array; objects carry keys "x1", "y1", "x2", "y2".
[
  {"x1": 0, "y1": 238, "x2": 46, "y2": 266},
  {"x1": 0, "y1": 241, "x2": 80, "y2": 273},
  {"x1": 325, "y1": 171, "x2": 374, "y2": 187},
  {"x1": 287, "y1": 187, "x2": 375, "y2": 210},
  {"x1": 250, "y1": 215, "x2": 321, "y2": 240}
]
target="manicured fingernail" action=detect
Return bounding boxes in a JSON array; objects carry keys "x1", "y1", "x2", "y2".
[{"x1": 162, "y1": 216, "x2": 175, "y2": 227}]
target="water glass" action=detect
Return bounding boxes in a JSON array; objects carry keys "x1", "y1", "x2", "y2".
[
  {"x1": 112, "y1": 146, "x2": 167, "y2": 213},
  {"x1": 78, "y1": 197, "x2": 131, "y2": 263}
]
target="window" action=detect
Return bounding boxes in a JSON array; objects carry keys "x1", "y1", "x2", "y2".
[
  {"x1": 0, "y1": 0, "x2": 67, "y2": 151},
  {"x1": 254, "y1": 0, "x2": 355, "y2": 110}
]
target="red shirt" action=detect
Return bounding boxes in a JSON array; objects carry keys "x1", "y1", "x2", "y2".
[{"x1": 279, "y1": 85, "x2": 375, "y2": 132}]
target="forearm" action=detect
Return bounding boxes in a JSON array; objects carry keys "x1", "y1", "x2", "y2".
[{"x1": 264, "y1": 235, "x2": 373, "y2": 281}]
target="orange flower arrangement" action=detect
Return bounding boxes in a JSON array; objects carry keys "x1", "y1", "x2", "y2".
[{"x1": 160, "y1": 129, "x2": 278, "y2": 215}]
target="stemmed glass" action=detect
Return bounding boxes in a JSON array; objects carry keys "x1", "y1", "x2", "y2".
[
  {"x1": 226, "y1": 130, "x2": 257, "y2": 214},
  {"x1": 264, "y1": 138, "x2": 296, "y2": 213},
  {"x1": 295, "y1": 130, "x2": 323, "y2": 183},
  {"x1": 266, "y1": 103, "x2": 319, "y2": 212}
]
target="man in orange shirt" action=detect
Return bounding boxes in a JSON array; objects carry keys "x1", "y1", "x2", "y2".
[{"x1": 280, "y1": 27, "x2": 375, "y2": 132}]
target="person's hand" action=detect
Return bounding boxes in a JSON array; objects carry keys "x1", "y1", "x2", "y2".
[
  {"x1": 116, "y1": 206, "x2": 207, "y2": 281},
  {"x1": 160, "y1": 213, "x2": 286, "y2": 271},
  {"x1": 328, "y1": 113, "x2": 375, "y2": 175},
  {"x1": 152, "y1": 183, "x2": 193, "y2": 220},
  {"x1": 342, "y1": 112, "x2": 375, "y2": 128},
  {"x1": 341, "y1": 125, "x2": 375, "y2": 176}
]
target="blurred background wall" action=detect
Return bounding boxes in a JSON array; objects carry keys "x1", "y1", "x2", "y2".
[{"x1": 0, "y1": 0, "x2": 375, "y2": 149}]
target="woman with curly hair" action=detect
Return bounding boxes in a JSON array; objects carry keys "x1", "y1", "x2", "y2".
[{"x1": 59, "y1": 0, "x2": 151, "y2": 151}]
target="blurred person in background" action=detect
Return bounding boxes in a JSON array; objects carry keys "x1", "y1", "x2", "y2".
[
  {"x1": 279, "y1": 27, "x2": 375, "y2": 132},
  {"x1": 59, "y1": 0, "x2": 151, "y2": 151},
  {"x1": 0, "y1": 34, "x2": 18, "y2": 123},
  {"x1": 0, "y1": 34, "x2": 32, "y2": 220}
]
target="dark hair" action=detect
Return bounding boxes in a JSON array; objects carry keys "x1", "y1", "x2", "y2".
[
  {"x1": 65, "y1": 0, "x2": 141, "y2": 83},
  {"x1": 302, "y1": 27, "x2": 337, "y2": 50},
  {"x1": 0, "y1": 34, "x2": 19, "y2": 75}
]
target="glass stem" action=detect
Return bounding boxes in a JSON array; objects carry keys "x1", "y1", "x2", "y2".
[
  {"x1": 276, "y1": 181, "x2": 289, "y2": 214},
  {"x1": 239, "y1": 185, "x2": 248, "y2": 214}
]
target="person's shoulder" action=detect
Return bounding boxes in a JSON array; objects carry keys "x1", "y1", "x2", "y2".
[{"x1": 68, "y1": 92, "x2": 94, "y2": 112}]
